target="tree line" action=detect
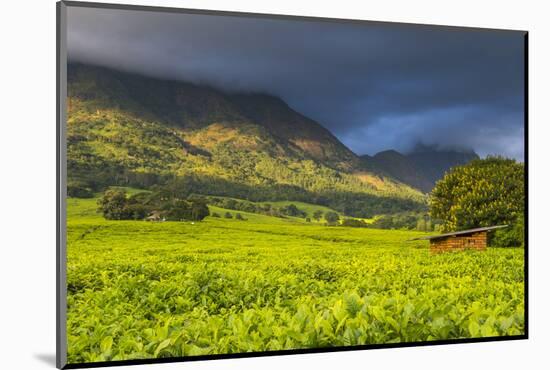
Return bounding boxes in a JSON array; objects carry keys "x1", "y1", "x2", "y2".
[
  {"x1": 71, "y1": 171, "x2": 426, "y2": 218},
  {"x1": 97, "y1": 189, "x2": 209, "y2": 222}
]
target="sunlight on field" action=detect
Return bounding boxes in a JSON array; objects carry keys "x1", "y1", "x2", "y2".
[{"x1": 66, "y1": 197, "x2": 524, "y2": 363}]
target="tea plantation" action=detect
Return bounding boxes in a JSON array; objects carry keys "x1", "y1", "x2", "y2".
[{"x1": 66, "y1": 197, "x2": 524, "y2": 363}]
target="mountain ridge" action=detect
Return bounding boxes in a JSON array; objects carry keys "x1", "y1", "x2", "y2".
[
  {"x1": 66, "y1": 63, "x2": 478, "y2": 215},
  {"x1": 361, "y1": 145, "x2": 479, "y2": 193}
]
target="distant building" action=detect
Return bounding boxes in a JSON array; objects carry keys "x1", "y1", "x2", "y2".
[
  {"x1": 145, "y1": 211, "x2": 162, "y2": 222},
  {"x1": 410, "y1": 225, "x2": 508, "y2": 253}
]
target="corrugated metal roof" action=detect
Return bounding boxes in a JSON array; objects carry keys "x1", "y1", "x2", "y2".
[{"x1": 408, "y1": 225, "x2": 508, "y2": 241}]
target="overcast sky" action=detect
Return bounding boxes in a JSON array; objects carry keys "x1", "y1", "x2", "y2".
[{"x1": 67, "y1": 6, "x2": 525, "y2": 160}]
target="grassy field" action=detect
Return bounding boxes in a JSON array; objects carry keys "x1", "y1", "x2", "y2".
[
  {"x1": 66, "y1": 197, "x2": 525, "y2": 364},
  {"x1": 207, "y1": 196, "x2": 374, "y2": 224},
  {"x1": 259, "y1": 200, "x2": 343, "y2": 218}
]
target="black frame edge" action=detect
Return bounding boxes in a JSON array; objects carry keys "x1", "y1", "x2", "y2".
[
  {"x1": 63, "y1": 335, "x2": 528, "y2": 369},
  {"x1": 57, "y1": 1, "x2": 68, "y2": 369},
  {"x1": 523, "y1": 31, "x2": 529, "y2": 339}
]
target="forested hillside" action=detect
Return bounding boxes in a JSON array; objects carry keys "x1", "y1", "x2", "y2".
[{"x1": 67, "y1": 63, "x2": 426, "y2": 217}]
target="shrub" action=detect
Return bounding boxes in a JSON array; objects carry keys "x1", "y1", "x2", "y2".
[
  {"x1": 163, "y1": 199, "x2": 192, "y2": 221},
  {"x1": 279, "y1": 204, "x2": 307, "y2": 218},
  {"x1": 68, "y1": 181, "x2": 94, "y2": 198},
  {"x1": 490, "y1": 215, "x2": 525, "y2": 248},
  {"x1": 191, "y1": 200, "x2": 210, "y2": 221},
  {"x1": 341, "y1": 218, "x2": 367, "y2": 228},
  {"x1": 125, "y1": 203, "x2": 149, "y2": 220},
  {"x1": 211, "y1": 212, "x2": 221, "y2": 218},
  {"x1": 224, "y1": 212, "x2": 233, "y2": 219},
  {"x1": 163, "y1": 199, "x2": 210, "y2": 221},
  {"x1": 325, "y1": 211, "x2": 340, "y2": 225},
  {"x1": 313, "y1": 210, "x2": 323, "y2": 221}
]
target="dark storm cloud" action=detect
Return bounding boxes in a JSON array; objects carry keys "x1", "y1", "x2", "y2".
[{"x1": 67, "y1": 6, "x2": 525, "y2": 159}]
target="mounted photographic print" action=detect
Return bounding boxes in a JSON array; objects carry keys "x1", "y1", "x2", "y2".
[{"x1": 56, "y1": 1, "x2": 528, "y2": 368}]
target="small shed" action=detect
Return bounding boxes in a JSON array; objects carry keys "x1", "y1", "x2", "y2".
[{"x1": 410, "y1": 225, "x2": 508, "y2": 253}]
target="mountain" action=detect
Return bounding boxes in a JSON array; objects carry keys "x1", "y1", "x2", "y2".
[
  {"x1": 366, "y1": 150, "x2": 435, "y2": 193},
  {"x1": 406, "y1": 143, "x2": 480, "y2": 186},
  {"x1": 66, "y1": 63, "x2": 425, "y2": 217},
  {"x1": 361, "y1": 144, "x2": 479, "y2": 193},
  {"x1": 229, "y1": 93, "x2": 359, "y2": 169},
  {"x1": 67, "y1": 64, "x2": 357, "y2": 168}
]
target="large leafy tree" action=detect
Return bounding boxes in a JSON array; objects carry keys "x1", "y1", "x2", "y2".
[
  {"x1": 97, "y1": 189, "x2": 132, "y2": 220},
  {"x1": 429, "y1": 157, "x2": 524, "y2": 232}
]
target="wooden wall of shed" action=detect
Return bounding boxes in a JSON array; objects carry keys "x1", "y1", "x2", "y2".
[{"x1": 430, "y1": 232, "x2": 487, "y2": 253}]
